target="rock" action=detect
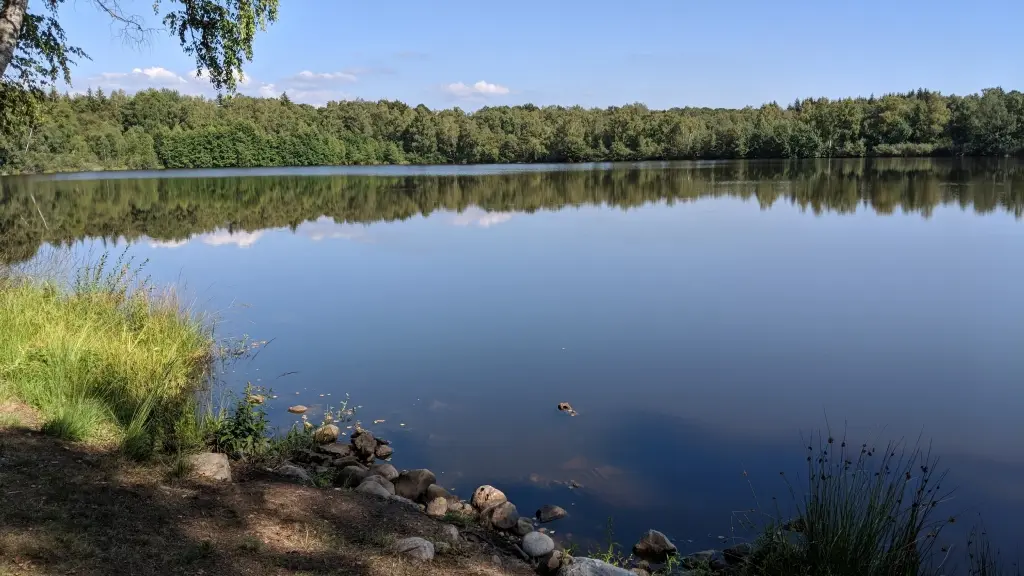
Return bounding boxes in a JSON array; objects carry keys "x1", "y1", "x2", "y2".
[
  {"x1": 537, "y1": 504, "x2": 568, "y2": 523},
  {"x1": 394, "y1": 537, "x2": 434, "y2": 561},
  {"x1": 318, "y1": 443, "x2": 353, "y2": 458},
  {"x1": 314, "y1": 424, "x2": 340, "y2": 444},
  {"x1": 681, "y1": 550, "x2": 725, "y2": 570},
  {"x1": 434, "y1": 541, "x2": 452, "y2": 555},
  {"x1": 522, "y1": 531, "x2": 555, "y2": 557},
  {"x1": 425, "y1": 484, "x2": 451, "y2": 502},
  {"x1": 513, "y1": 517, "x2": 534, "y2": 537},
  {"x1": 537, "y1": 550, "x2": 565, "y2": 575},
  {"x1": 724, "y1": 542, "x2": 753, "y2": 564},
  {"x1": 374, "y1": 443, "x2": 394, "y2": 460},
  {"x1": 448, "y1": 501, "x2": 475, "y2": 516},
  {"x1": 490, "y1": 555, "x2": 502, "y2": 567},
  {"x1": 370, "y1": 463, "x2": 399, "y2": 481},
  {"x1": 557, "y1": 557, "x2": 634, "y2": 576},
  {"x1": 351, "y1": 427, "x2": 377, "y2": 461},
  {"x1": 294, "y1": 448, "x2": 331, "y2": 465},
  {"x1": 275, "y1": 463, "x2": 311, "y2": 482},
  {"x1": 782, "y1": 517, "x2": 806, "y2": 532},
  {"x1": 393, "y1": 469, "x2": 437, "y2": 502},
  {"x1": 356, "y1": 480, "x2": 392, "y2": 498},
  {"x1": 189, "y1": 452, "x2": 231, "y2": 481},
  {"x1": 629, "y1": 569, "x2": 650, "y2": 576},
  {"x1": 248, "y1": 394, "x2": 265, "y2": 404},
  {"x1": 331, "y1": 456, "x2": 366, "y2": 469},
  {"x1": 361, "y1": 474, "x2": 396, "y2": 494},
  {"x1": 287, "y1": 405, "x2": 308, "y2": 414},
  {"x1": 471, "y1": 485, "x2": 507, "y2": 510},
  {"x1": 483, "y1": 501, "x2": 519, "y2": 531},
  {"x1": 632, "y1": 530, "x2": 677, "y2": 562},
  {"x1": 440, "y1": 524, "x2": 459, "y2": 542},
  {"x1": 335, "y1": 465, "x2": 370, "y2": 488},
  {"x1": 389, "y1": 495, "x2": 418, "y2": 508},
  {"x1": 426, "y1": 497, "x2": 448, "y2": 518}
]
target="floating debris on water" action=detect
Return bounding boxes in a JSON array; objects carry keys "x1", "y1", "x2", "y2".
[
  {"x1": 400, "y1": 423, "x2": 406, "y2": 427},
  {"x1": 373, "y1": 419, "x2": 386, "y2": 424},
  {"x1": 557, "y1": 402, "x2": 578, "y2": 417}
]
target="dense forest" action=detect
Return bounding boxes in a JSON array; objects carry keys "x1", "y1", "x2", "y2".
[
  {"x1": 3, "y1": 158, "x2": 1022, "y2": 263},
  {"x1": 1, "y1": 87, "x2": 1024, "y2": 174}
]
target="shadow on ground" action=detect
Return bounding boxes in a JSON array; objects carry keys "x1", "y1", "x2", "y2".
[{"x1": 0, "y1": 413, "x2": 528, "y2": 576}]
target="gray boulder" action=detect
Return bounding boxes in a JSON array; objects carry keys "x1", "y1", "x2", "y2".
[
  {"x1": 724, "y1": 542, "x2": 753, "y2": 564},
  {"x1": 374, "y1": 443, "x2": 394, "y2": 460},
  {"x1": 361, "y1": 474, "x2": 395, "y2": 494},
  {"x1": 394, "y1": 537, "x2": 434, "y2": 561},
  {"x1": 632, "y1": 529, "x2": 677, "y2": 562},
  {"x1": 537, "y1": 504, "x2": 568, "y2": 523},
  {"x1": 522, "y1": 531, "x2": 555, "y2": 557},
  {"x1": 393, "y1": 469, "x2": 436, "y2": 502},
  {"x1": 335, "y1": 465, "x2": 370, "y2": 488},
  {"x1": 351, "y1": 427, "x2": 377, "y2": 461},
  {"x1": 189, "y1": 452, "x2": 231, "y2": 481},
  {"x1": 557, "y1": 557, "x2": 634, "y2": 576},
  {"x1": 471, "y1": 485, "x2": 507, "y2": 510},
  {"x1": 370, "y1": 463, "x2": 399, "y2": 481},
  {"x1": 356, "y1": 480, "x2": 392, "y2": 498},
  {"x1": 389, "y1": 494, "x2": 418, "y2": 508},
  {"x1": 483, "y1": 501, "x2": 519, "y2": 530},
  {"x1": 514, "y1": 517, "x2": 534, "y2": 537},
  {"x1": 440, "y1": 524, "x2": 459, "y2": 542},
  {"x1": 318, "y1": 443, "x2": 353, "y2": 458},
  {"x1": 425, "y1": 483, "x2": 451, "y2": 502},
  {"x1": 275, "y1": 463, "x2": 311, "y2": 482}
]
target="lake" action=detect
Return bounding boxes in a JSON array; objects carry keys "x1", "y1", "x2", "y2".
[{"x1": 3, "y1": 158, "x2": 1023, "y2": 554}]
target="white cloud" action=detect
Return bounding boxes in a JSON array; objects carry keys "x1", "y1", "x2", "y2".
[
  {"x1": 200, "y1": 230, "x2": 264, "y2": 248},
  {"x1": 451, "y1": 207, "x2": 513, "y2": 228},
  {"x1": 294, "y1": 217, "x2": 370, "y2": 242},
  {"x1": 294, "y1": 70, "x2": 358, "y2": 83},
  {"x1": 442, "y1": 80, "x2": 510, "y2": 100},
  {"x1": 148, "y1": 239, "x2": 189, "y2": 249}
]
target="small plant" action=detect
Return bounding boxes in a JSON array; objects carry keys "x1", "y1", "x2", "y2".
[
  {"x1": 441, "y1": 510, "x2": 476, "y2": 528},
  {"x1": 590, "y1": 517, "x2": 631, "y2": 567},
  {"x1": 167, "y1": 451, "x2": 196, "y2": 480},
  {"x1": 311, "y1": 468, "x2": 336, "y2": 488},
  {"x1": 212, "y1": 382, "x2": 271, "y2": 457},
  {"x1": 41, "y1": 399, "x2": 107, "y2": 441},
  {"x1": 238, "y1": 535, "x2": 264, "y2": 553}
]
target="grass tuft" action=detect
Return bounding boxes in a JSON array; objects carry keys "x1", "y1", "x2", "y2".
[{"x1": 0, "y1": 251, "x2": 214, "y2": 454}]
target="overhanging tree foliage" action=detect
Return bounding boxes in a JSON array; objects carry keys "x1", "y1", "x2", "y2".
[{"x1": 0, "y1": 0, "x2": 277, "y2": 131}]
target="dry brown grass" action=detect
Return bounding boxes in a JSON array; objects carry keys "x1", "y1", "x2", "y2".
[{"x1": 0, "y1": 413, "x2": 531, "y2": 576}]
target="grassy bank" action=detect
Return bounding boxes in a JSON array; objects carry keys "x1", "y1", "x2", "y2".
[{"x1": 0, "y1": 254, "x2": 214, "y2": 458}]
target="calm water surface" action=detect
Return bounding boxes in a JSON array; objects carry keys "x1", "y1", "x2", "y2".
[{"x1": 4, "y1": 159, "x2": 1023, "y2": 553}]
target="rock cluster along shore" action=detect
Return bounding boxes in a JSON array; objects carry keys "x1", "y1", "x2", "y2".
[{"x1": 188, "y1": 423, "x2": 753, "y2": 575}]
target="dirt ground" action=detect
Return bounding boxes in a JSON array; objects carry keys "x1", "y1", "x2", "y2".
[{"x1": 0, "y1": 401, "x2": 533, "y2": 576}]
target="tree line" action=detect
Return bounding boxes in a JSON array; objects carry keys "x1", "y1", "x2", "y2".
[
  {"x1": 2, "y1": 158, "x2": 1022, "y2": 263},
  {"x1": 1, "y1": 86, "x2": 1024, "y2": 174}
]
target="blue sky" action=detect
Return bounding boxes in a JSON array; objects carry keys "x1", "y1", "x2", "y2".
[{"x1": 52, "y1": 0, "x2": 1023, "y2": 109}]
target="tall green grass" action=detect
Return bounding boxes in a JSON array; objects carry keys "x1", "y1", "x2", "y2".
[{"x1": 0, "y1": 252, "x2": 214, "y2": 457}]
